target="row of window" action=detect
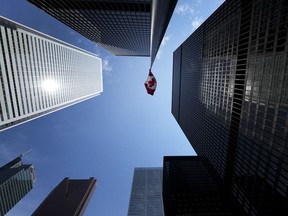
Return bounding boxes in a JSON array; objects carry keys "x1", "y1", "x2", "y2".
[
  {"x1": 0, "y1": 168, "x2": 33, "y2": 215},
  {"x1": 0, "y1": 23, "x2": 101, "y2": 126},
  {"x1": 42, "y1": 6, "x2": 151, "y2": 55}
]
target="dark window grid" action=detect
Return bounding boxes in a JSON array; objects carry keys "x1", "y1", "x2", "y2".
[
  {"x1": 47, "y1": 41, "x2": 57, "y2": 107},
  {"x1": 70, "y1": 50, "x2": 77, "y2": 101},
  {"x1": 60, "y1": 46, "x2": 67, "y2": 103},
  {"x1": 277, "y1": 181, "x2": 287, "y2": 196},
  {"x1": 80, "y1": 9, "x2": 147, "y2": 51},
  {"x1": 39, "y1": 39, "x2": 48, "y2": 109},
  {"x1": 15, "y1": 31, "x2": 27, "y2": 114},
  {"x1": 71, "y1": 50, "x2": 78, "y2": 100},
  {"x1": 10, "y1": 29, "x2": 22, "y2": 117},
  {"x1": 6, "y1": 28, "x2": 21, "y2": 118},
  {"x1": 61, "y1": 47, "x2": 69, "y2": 102},
  {"x1": 20, "y1": 32, "x2": 31, "y2": 114},
  {"x1": 65, "y1": 48, "x2": 72, "y2": 101},
  {"x1": 98, "y1": 11, "x2": 150, "y2": 51},
  {"x1": 2, "y1": 183, "x2": 9, "y2": 210},
  {"x1": 45, "y1": 40, "x2": 54, "y2": 107},
  {"x1": 54, "y1": 13, "x2": 101, "y2": 42},
  {"x1": 0, "y1": 27, "x2": 13, "y2": 120},
  {"x1": 27, "y1": 34, "x2": 40, "y2": 112},
  {"x1": 33, "y1": 36, "x2": 43, "y2": 110},
  {"x1": 35, "y1": 37, "x2": 45, "y2": 110},
  {"x1": 276, "y1": 37, "x2": 287, "y2": 52},
  {"x1": 46, "y1": 41, "x2": 55, "y2": 106},
  {"x1": 8, "y1": 35, "x2": 20, "y2": 115},
  {"x1": 273, "y1": 133, "x2": 287, "y2": 151},
  {"x1": 280, "y1": 161, "x2": 288, "y2": 178},
  {"x1": 273, "y1": 121, "x2": 287, "y2": 138},
  {"x1": 60, "y1": 47, "x2": 70, "y2": 102},
  {"x1": 0, "y1": 62, "x2": 4, "y2": 121},
  {"x1": 23, "y1": 33, "x2": 36, "y2": 114},
  {"x1": 3, "y1": 27, "x2": 18, "y2": 119},
  {"x1": 52, "y1": 43, "x2": 61, "y2": 106}
]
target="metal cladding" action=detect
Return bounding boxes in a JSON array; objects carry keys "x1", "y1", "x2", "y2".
[{"x1": 0, "y1": 16, "x2": 102, "y2": 131}]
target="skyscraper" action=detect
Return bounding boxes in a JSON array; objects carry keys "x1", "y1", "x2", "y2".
[
  {"x1": 27, "y1": 0, "x2": 177, "y2": 66},
  {"x1": 32, "y1": 177, "x2": 97, "y2": 216},
  {"x1": 0, "y1": 16, "x2": 102, "y2": 131},
  {"x1": 128, "y1": 168, "x2": 164, "y2": 216},
  {"x1": 0, "y1": 150, "x2": 36, "y2": 216},
  {"x1": 171, "y1": 0, "x2": 288, "y2": 215},
  {"x1": 163, "y1": 156, "x2": 236, "y2": 216}
]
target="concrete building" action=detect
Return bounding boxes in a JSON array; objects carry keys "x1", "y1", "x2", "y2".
[{"x1": 0, "y1": 16, "x2": 102, "y2": 131}]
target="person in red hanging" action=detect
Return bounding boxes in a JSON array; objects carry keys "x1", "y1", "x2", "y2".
[{"x1": 144, "y1": 69, "x2": 157, "y2": 95}]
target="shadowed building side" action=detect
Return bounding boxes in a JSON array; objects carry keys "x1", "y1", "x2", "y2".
[
  {"x1": 162, "y1": 156, "x2": 235, "y2": 216},
  {"x1": 27, "y1": 0, "x2": 177, "y2": 66},
  {"x1": 32, "y1": 177, "x2": 96, "y2": 216},
  {"x1": 0, "y1": 150, "x2": 35, "y2": 216},
  {"x1": 171, "y1": 0, "x2": 288, "y2": 215}
]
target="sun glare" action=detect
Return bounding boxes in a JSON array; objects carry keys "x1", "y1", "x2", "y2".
[{"x1": 42, "y1": 79, "x2": 58, "y2": 92}]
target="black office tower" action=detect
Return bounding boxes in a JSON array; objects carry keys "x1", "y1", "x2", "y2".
[
  {"x1": 172, "y1": 0, "x2": 288, "y2": 215},
  {"x1": 32, "y1": 177, "x2": 96, "y2": 216},
  {"x1": 163, "y1": 156, "x2": 233, "y2": 216},
  {"x1": 27, "y1": 0, "x2": 177, "y2": 65}
]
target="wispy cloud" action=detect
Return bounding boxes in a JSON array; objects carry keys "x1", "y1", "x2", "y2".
[
  {"x1": 156, "y1": 50, "x2": 162, "y2": 60},
  {"x1": 161, "y1": 35, "x2": 171, "y2": 47},
  {"x1": 175, "y1": 4, "x2": 195, "y2": 16},
  {"x1": 192, "y1": 17, "x2": 203, "y2": 30},
  {"x1": 102, "y1": 58, "x2": 112, "y2": 72},
  {"x1": 156, "y1": 35, "x2": 171, "y2": 59},
  {"x1": 67, "y1": 29, "x2": 76, "y2": 36},
  {"x1": 101, "y1": 56, "x2": 118, "y2": 84},
  {"x1": 128, "y1": 61, "x2": 134, "y2": 68}
]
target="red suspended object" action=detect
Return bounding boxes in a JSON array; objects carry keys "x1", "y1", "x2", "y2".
[{"x1": 144, "y1": 69, "x2": 157, "y2": 95}]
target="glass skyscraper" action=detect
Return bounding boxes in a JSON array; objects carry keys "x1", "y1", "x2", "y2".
[
  {"x1": 27, "y1": 0, "x2": 177, "y2": 66},
  {"x1": 128, "y1": 168, "x2": 164, "y2": 216},
  {"x1": 0, "y1": 16, "x2": 102, "y2": 131},
  {"x1": 171, "y1": 0, "x2": 288, "y2": 215},
  {"x1": 0, "y1": 151, "x2": 36, "y2": 216}
]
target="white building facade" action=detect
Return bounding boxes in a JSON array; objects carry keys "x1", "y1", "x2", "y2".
[{"x1": 0, "y1": 16, "x2": 102, "y2": 131}]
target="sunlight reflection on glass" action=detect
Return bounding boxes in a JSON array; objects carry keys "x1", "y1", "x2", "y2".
[{"x1": 42, "y1": 79, "x2": 58, "y2": 92}]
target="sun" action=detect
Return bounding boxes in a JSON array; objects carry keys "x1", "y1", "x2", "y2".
[{"x1": 42, "y1": 79, "x2": 58, "y2": 92}]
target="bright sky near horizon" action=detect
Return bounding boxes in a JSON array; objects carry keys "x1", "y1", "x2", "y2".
[{"x1": 0, "y1": 0, "x2": 224, "y2": 215}]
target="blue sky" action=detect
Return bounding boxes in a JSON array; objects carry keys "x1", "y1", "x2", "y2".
[{"x1": 0, "y1": 0, "x2": 224, "y2": 215}]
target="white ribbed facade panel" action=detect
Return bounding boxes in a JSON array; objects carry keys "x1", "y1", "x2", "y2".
[
  {"x1": 0, "y1": 16, "x2": 102, "y2": 131},
  {"x1": 128, "y1": 168, "x2": 164, "y2": 216}
]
